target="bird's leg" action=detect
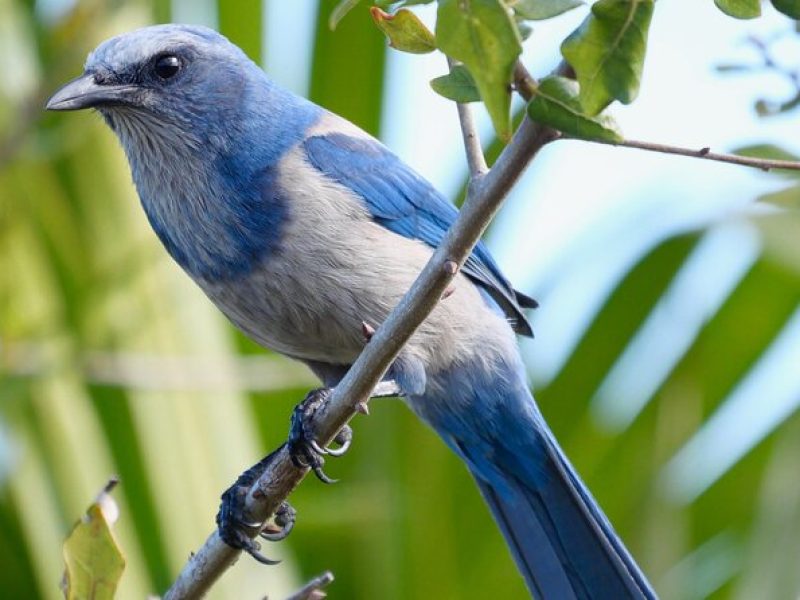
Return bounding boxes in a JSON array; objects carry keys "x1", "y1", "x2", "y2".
[
  {"x1": 288, "y1": 387, "x2": 352, "y2": 484},
  {"x1": 219, "y1": 380, "x2": 400, "y2": 561},
  {"x1": 217, "y1": 449, "x2": 295, "y2": 564}
]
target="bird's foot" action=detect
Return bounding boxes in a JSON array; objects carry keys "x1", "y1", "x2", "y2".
[
  {"x1": 216, "y1": 449, "x2": 296, "y2": 564},
  {"x1": 288, "y1": 387, "x2": 353, "y2": 484}
]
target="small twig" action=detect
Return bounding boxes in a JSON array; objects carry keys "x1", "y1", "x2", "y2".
[
  {"x1": 447, "y1": 58, "x2": 489, "y2": 179},
  {"x1": 284, "y1": 571, "x2": 334, "y2": 600},
  {"x1": 513, "y1": 61, "x2": 538, "y2": 101},
  {"x1": 587, "y1": 138, "x2": 800, "y2": 172}
]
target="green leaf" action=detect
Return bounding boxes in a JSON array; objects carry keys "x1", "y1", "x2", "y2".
[
  {"x1": 735, "y1": 144, "x2": 800, "y2": 179},
  {"x1": 735, "y1": 144, "x2": 800, "y2": 163},
  {"x1": 330, "y1": 0, "x2": 362, "y2": 30},
  {"x1": 515, "y1": 18, "x2": 534, "y2": 40},
  {"x1": 754, "y1": 90, "x2": 800, "y2": 117},
  {"x1": 561, "y1": 0, "x2": 655, "y2": 115},
  {"x1": 527, "y1": 76, "x2": 623, "y2": 141},
  {"x1": 771, "y1": 0, "x2": 800, "y2": 18},
  {"x1": 714, "y1": 0, "x2": 761, "y2": 19},
  {"x1": 430, "y1": 65, "x2": 482, "y2": 102},
  {"x1": 757, "y1": 185, "x2": 800, "y2": 208},
  {"x1": 370, "y1": 7, "x2": 436, "y2": 54},
  {"x1": 513, "y1": 0, "x2": 585, "y2": 20},
  {"x1": 62, "y1": 481, "x2": 125, "y2": 600},
  {"x1": 436, "y1": 0, "x2": 522, "y2": 140}
]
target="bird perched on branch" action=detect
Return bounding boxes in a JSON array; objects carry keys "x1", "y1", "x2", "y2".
[{"x1": 48, "y1": 25, "x2": 655, "y2": 599}]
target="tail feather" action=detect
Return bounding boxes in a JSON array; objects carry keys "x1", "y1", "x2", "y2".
[
  {"x1": 465, "y1": 428, "x2": 656, "y2": 600},
  {"x1": 413, "y1": 342, "x2": 654, "y2": 598}
]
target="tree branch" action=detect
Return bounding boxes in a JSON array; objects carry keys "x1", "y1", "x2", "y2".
[
  {"x1": 448, "y1": 57, "x2": 488, "y2": 180},
  {"x1": 284, "y1": 571, "x2": 334, "y2": 600},
  {"x1": 162, "y1": 105, "x2": 557, "y2": 600},
  {"x1": 583, "y1": 137, "x2": 800, "y2": 172}
]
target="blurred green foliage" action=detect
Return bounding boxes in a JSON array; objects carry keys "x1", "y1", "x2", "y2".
[{"x1": 1, "y1": 1, "x2": 800, "y2": 599}]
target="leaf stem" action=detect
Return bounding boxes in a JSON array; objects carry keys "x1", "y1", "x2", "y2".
[{"x1": 513, "y1": 61, "x2": 538, "y2": 101}]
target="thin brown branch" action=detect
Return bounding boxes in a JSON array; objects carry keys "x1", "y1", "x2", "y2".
[
  {"x1": 284, "y1": 571, "x2": 334, "y2": 600},
  {"x1": 513, "y1": 61, "x2": 538, "y2": 102},
  {"x1": 447, "y1": 57, "x2": 488, "y2": 179},
  {"x1": 162, "y1": 105, "x2": 557, "y2": 600},
  {"x1": 586, "y1": 137, "x2": 800, "y2": 172}
]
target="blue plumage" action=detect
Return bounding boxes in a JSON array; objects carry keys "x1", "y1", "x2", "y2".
[
  {"x1": 303, "y1": 133, "x2": 537, "y2": 336},
  {"x1": 47, "y1": 24, "x2": 655, "y2": 599}
]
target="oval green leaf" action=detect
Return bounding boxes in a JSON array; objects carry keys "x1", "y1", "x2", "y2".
[
  {"x1": 758, "y1": 185, "x2": 800, "y2": 208},
  {"x1": 431, "y1": 65, "x2": 482, "y2": 102},
  {"x1": 714, "y1": 0, "x2": 761, "y2": 18},
  {"x1": 62, "y1": 485, "x2": 125, "y2": 600},
  {"x1": 770, "y1": 0, "x2": 800, "y2": 18},
  {"x1": 527, "y1": 76, "x2": 623, "y2": 142},
  {"x1": 370, "y1": 7, "x2": 436, "y2": 54},
  {"x1": 436, "y1": 0, "x2": 523, "y2": 140},
  {"x1": 561, "y1": 0, "x2": 654, "y2": 116},
  {"x1": 513, "y1": 0, "x2": 585, "y2": 20}
]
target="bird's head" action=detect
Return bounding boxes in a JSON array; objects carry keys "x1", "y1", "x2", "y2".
[{"x1": 46, "y1": 24, "x2": 260, "y2": 149}]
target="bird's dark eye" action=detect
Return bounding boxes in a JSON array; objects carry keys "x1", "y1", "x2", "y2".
[{"x1": 154, "y1": 55, "x2": 181, "y2": 79}]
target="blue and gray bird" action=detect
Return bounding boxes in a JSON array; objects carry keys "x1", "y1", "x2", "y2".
[{"x1": 47, "y1": 25, "x2": 655, "y2": 599}]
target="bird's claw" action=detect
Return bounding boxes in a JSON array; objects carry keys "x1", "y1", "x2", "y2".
[
  {"x1": 288, "y1": 387, "x2": 353, "y2": 483},
  {"x1": 216, "y1": 450, "x2": 296, "y2": 565},
  {"x1": 231, "y1": 529, "x2": 281, "y2": 566},
  {"x1": 259, "y1": 501, "x2": 296, "y2": 542}
]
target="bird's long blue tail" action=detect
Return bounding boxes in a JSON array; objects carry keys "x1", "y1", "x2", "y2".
[
  {"x1": 421, "y1": 364, "x2": 656, "y2": 600},
  {"x1": 468, "y1": 419, "x2": 655, "y2": 599}
]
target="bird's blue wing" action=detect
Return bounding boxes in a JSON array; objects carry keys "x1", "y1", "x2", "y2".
[{"x1": 302, "y1": 132, "x2": 535, "y2": 336}]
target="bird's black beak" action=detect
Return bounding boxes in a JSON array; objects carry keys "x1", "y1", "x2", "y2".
[{"x1": 46, "y1": 73, "x2": 136, "y2": 111}]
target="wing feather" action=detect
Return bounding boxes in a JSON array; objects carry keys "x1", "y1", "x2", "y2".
[{"x1": 302, "y1": 132, "x2": 534, "y2": 336}]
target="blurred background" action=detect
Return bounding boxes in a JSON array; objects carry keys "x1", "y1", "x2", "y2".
[{"x1": 1, "y1": 0, "x2": 799, "y2": 598}]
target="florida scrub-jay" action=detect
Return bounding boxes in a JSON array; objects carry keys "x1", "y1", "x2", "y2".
[{"x1": 47, "y1": 25, "x2": 655, "y2": 599}]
